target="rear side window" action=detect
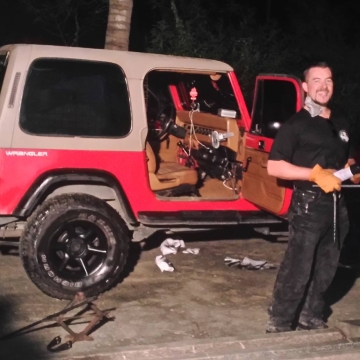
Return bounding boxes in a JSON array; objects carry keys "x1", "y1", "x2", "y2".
[
  {"x1": 20, "y1": 58, "x2": 131, "y2": 137},
  {"x1": 0, "y1": 51, "x2": 9, "y2": 96}
]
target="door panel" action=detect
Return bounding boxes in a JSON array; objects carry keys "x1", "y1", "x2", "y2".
[
  {"x1": 242, "y1": 74, "x2": 303, "y2": 216},
  {"x1": 242, "y1": 147, "x2": 289, "y2": 213}
]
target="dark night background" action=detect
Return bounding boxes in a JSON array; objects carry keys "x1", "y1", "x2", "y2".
[
  {"x1": 2, "y1": 1, "x2": 360, "y2": 346},
  {"x1": 1, "y1": 0, "x2": 360, "y2": 144}
]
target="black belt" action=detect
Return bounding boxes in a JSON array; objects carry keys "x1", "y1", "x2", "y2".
[{"x1": 293, "y1": 185, "x2": 338, "y2": 197}]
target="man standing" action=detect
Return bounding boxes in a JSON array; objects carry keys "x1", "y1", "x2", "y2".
[{"x1": 266, "y1": 62, "x2": 355, "y2": 333}]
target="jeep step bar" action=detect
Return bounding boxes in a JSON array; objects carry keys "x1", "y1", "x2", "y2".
[{"x1": 138, "y1": 210, "x2": 284, "y2": 226}]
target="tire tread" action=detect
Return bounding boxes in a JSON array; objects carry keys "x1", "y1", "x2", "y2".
[{"x1": 19, "y1": 193, "x2": 130, "y2": 300}]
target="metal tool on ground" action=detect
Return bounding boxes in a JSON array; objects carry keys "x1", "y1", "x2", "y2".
[{"x1": 0, "y1": 292, "x2": 115, "y2": 352}]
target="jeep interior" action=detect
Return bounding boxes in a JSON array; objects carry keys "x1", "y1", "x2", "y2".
[{"x1": 144, "y1": 70, "x2": 245, "y2": 200}]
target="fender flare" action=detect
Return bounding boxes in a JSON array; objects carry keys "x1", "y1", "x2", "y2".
[{"x1": 13, "y1": 169, "x2": 138, "y2": 226}]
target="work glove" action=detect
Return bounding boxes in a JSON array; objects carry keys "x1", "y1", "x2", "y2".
[
  {"x1": 345, "y1": 163, "x2": 360, "y2": 184},
  {"x1": 308, "y1": 164, "x2": 341, "y2": 193}
]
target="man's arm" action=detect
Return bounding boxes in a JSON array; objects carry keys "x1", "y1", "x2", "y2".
[
  {"x1": 267, "y1": 121, "x2": 312, "y2": 181},
  {"x1": 267, "y1": 160, "x2": 312, "y2": 181},
  {"x1": 268, "y1": 159, "x2": 341, "y2": 192}
]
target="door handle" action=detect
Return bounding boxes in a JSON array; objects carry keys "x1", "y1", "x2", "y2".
[
  {"x1": 258, "y1": 140, "x2": 265, "y2": 150},
  {"x1": 242, "y1": 157, "x2": 252, "y2": 172}
]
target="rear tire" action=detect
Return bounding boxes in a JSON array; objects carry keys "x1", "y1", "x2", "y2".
[{"x1": 19, "y1": 193, "x2": 130, "y2": 300}]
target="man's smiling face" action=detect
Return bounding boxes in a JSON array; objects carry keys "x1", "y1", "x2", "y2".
[{"x1": 302, "y1": 67, "x2": 333, "y2": 106}]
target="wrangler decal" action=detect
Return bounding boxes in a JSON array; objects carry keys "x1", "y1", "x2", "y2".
[{"x1": 5, "y1": 151, "x2": 48, "y2": 156}]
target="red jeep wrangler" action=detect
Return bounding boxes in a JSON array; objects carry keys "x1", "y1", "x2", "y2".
[{"x1": 0, "y1": 44, "x2": 303, "y2": 299}]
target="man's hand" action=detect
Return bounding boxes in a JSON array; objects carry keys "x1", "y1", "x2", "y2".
[
  {"x1": 345, "y1": 163, "x2": 360, "y2": 184},
  {"x1": 350, "y1": 175, "x2": 360, "y2": 184},
  {"x1": 309, "y1": 164, "x2": 341, "y2": 193}
]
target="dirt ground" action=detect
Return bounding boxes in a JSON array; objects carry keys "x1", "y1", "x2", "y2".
[{"x1": 1, "y1": 226, "x2": 360, "y2": 359}]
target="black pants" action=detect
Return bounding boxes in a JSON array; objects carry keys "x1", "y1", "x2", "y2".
[{"x1": 268, "y1": 188, "x2": 349, "y2": 327}]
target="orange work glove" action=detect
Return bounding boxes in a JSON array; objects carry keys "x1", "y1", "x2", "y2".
[
  {"x1": 309, "y1": 164, "x2": 341, "y2": 193},
  {"x1": 345, "y1": 163, "x2": 360, "y2": 184}
]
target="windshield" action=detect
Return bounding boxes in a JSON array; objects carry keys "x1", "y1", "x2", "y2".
[
  {"x1": 144, "y1": 70, "x2": 241, "y2": 119},
  {"x1": 180, "y1": 73, "x2": 240, "y2": 118},
  {"x1": 0, "y1": 51, "x2": 9, "y2": 96}
]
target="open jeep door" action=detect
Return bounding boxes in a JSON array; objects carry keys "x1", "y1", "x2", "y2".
[{"x1": 242, "y1": 74, "x2": 304, "y2": 216}]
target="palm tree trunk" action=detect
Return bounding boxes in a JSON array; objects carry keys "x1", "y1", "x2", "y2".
[{"x1": 105, "y1": 0, "x2": 133, "y2": 50}]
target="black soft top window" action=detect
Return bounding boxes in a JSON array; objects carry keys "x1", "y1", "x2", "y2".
[{"x1": 20, "y1": 58, "x2": 131, "y2": 137}]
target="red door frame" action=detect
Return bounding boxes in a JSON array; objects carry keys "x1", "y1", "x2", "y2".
[{"x1": 244, "y1": 74, "x2": 304, "y2": 216}]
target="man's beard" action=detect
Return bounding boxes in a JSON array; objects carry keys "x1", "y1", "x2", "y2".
[
  {"x1": 313, "y1": 91, "x2": 329, "y2": 106},
  {"x1": 313, "y1": 98, "x2": 328, "y2": 106}
]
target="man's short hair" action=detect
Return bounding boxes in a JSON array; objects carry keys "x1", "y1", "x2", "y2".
[{"x1": 303, "y1": 62, "x2": 332, "y2": 81}]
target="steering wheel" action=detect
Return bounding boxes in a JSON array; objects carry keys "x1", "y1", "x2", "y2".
[{"x1": 150, "y1": 104, "x2": 176, "y2": 141}]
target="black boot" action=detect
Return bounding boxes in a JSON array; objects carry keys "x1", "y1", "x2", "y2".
[
  {"x1": 297, "y1": 318, "x2": 328, "y2": 330},
  {"x1": 265, "y1": 320, "x2": 292, "y2": 333}
]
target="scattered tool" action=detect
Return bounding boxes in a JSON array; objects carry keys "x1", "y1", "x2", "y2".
[{"x1": 0, "y1": 292, "x2": 115, "y2": 352}]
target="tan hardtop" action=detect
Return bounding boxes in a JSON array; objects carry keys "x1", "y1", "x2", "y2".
[{"x1": 0, "y1": 44, "x2": 233, "y2": 79}]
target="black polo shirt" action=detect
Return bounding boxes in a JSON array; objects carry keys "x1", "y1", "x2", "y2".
[{"x1": 269, "y1": 108, "x2": 353, "y2": 189}]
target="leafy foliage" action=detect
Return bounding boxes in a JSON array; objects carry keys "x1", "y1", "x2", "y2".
[
  {"x1": 281, "y1": 0, "x2": 360, "y2": 143},
  {"x1": 21, "y1": 0, "x2": 108, "y2": 46},
  {"x1": 147, "y1": 0, "x2": 291, "y2": 106},
  {"x1": 14, "y1": 0, "x2": 360, "y2": 145},
  {"x1": 147, "y1": 0, "x2": 360, "y2": 145}
]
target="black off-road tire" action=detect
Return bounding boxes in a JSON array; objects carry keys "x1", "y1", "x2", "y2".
[{"x1": 19, "y1": 193, "x2": 130, "y2": 300}]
